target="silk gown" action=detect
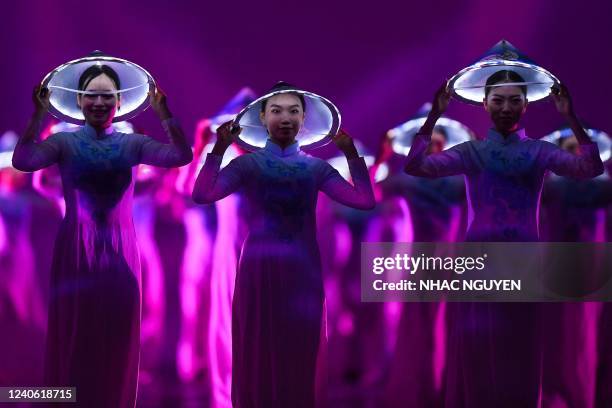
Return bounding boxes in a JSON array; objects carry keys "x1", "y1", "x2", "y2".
[
  {"x1": 196, "y1": 139, "x2": 374, "y2": 408},
  {"x1": 404, "y1": 128, "x2": 603, "y2": 407},
  {"x1": 12, "y1": 120, "x2": 191, "y2": 408}
]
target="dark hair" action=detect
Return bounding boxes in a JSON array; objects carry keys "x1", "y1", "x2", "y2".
[
  {"x1": 78, "y1": 65, "x2": 121, "y2": 92},
  {"x1": 260, "y1": 81, "x2": 306, "y2": 112},
  {"x1": 484, "y1": 70, "x2": 526, "y2": 98},
  {"x1": 433, "y1": 125, "x2": 448, "y2": 140}
]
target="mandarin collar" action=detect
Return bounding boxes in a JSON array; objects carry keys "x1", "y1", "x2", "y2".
[
  {"x1": 83, "y1": 123, "x2": 114, "y2": 139},
  {"x1": 264, "y1": 139, "x2": 300, "y2": 157},
  {"x1": 486, "y1": 128, "x2": 527, "y2": 145}
]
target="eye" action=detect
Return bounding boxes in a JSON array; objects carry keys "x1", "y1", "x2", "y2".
[
  {"x1": 271, "y1": 108, "x2": 280, "y2": 113},
  {"x1": 102, "y1": 94, "x2": 114, "y2": 100},
  {"x1": 291, "y1": 109, "x2": 300, "y2": 114}
]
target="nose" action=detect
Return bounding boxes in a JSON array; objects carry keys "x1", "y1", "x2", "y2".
[{"x1": 280, "y1": 112, "x2": 292, "y2": 123}]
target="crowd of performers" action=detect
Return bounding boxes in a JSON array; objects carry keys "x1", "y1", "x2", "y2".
[{"x1": 1, "y1": 42, "x2": 612, "y2": 407}]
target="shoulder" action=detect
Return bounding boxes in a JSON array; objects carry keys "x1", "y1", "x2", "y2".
[
  {"x1": 300, "y1": 152, "x2": 327, "y2": 167},
  {"x1": 450, "y1": 140, "x2": 478, "y2": 151},
  {"x1": 45, "y1": 131, "x2": 72, "y2": 147},
  {"x1": 529, "y1": 139, "x2": 558, "y2": 153}
]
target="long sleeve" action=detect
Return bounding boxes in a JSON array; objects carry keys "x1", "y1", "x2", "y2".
[
  {"x1": 319, "y1": 156, "x2": 375, "y2": 210},
  {"x1": 403, "y1": 133, "x2": 470, "y2": 178},
  {"x1": 137, "y1": 118, "x2": 193, "y2": 167},
  {"x1": 192, "y1": 153, "x2": 245, "y2": 204},
  {"x1": 12, "y1": 131, "x2": 63, "y2": 172},
  {"x1": 542, "y1": 141, "x2": 604, "y2": 179}
]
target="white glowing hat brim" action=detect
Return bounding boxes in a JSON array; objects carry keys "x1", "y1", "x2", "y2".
[
  {"x1": 542, "y1": 128, "x2": 612, "y2": 162},
  {"x1": 327, "y1": 155, "x2": 388, "y2": 183},
  {"x1": 198, "y1": 142, "x2": 240, "y2": 173},
  {"x1": 41, "y1": 54, "x2": 155, "y2": 124},
  {"x1": 233, "y1": 89, "x2": 341, "y2": 152},
  {"x1": 0, "y1": 151, "x2": 13, "y2": 170},
  {"x1": 448, "y1": 41, "x2": 560, "y2": 105},
  {"x1": 387, "y1": 116, "x2": 474, "y2": 156},
  {"x1": 449, "y1": 61, "x2": 560, "y2": 105}
]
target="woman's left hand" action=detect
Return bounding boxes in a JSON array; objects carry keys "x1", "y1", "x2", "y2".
[
  {"x1": 333, "y1": 128, "x2": 359, "y2": 159},
  {"x1": 149, "y1": 83, "x2": 172, "y2": 120},
  {"x1": 551, "y1": 83, "x2": 574, "y2": 117}
]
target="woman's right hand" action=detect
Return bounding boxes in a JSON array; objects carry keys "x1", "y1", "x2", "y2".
[
  {"x1": 211, "y1": 120, "x2": 241, "y2": 155},
  {"x1": 431, "y1": 81, "x2": 451, "y2": 115},
  {"x1": 32, "y1": 85, "x2": 50, "y2": 117},
  {"x1": 418, "y1": 81, "x2": 451, "y2": 136}
]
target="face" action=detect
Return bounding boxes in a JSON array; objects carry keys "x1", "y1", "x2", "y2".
[
  {"x1": 77, "y1": 74, "x2": 120, "y2": 128},
  {"x1": 483, "y1": 84, "x2": 527, "y2": 134},
  {"x1": 560, "y1": 135, "x2": 581, "y2": 155},
  {"x1": 259, "y1": 93, "x2": 304, "y2": 145},
  {"x1": 427, "y1": 130, "x2": 447, "y2": 154}
]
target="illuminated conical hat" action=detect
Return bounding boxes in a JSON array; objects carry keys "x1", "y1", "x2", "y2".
[
  {"x1": 542, "y1": 126, "x2": 611, "y2": 162},
  {"x1": 41, "y1": 50, "x2": 155, "y2": 124},
  {"x1": 448, "y1": 40, "x2": 560, "y2": 105},
  {"x1": 327, "y1": 141, "x2": 388, "y2": 183},
  {"x1": 0, "y1": 131, "x2": 18, "y2": 169},
  {"x1": 387, "y1": 103, "x2": 474, "y2": 155},
  {"x1": 208, "y1": 87, "x2": 257, "y2": 132},
  {"x1": 233, "y1": 82, "x2": 341, "y2": 151}
]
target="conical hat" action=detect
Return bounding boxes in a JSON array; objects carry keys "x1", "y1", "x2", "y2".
[
  {"x1": 233, "y1": 82, "x2": 341, "y2": 151},
  {"x1": 0, "y1": 131, "x2": 18, "y2": 169},
  {"x1": 448, "y1": 40, "x2": 560, "y2": 105},
  {"x1": 542, "y1": 126, "x2": 611, "y2": 162},
  {"x1": 387, "y1": 103, "x2": 474, "y2": 155},
  {"x1": 41, "y1": 50, "x2": 155, "y2": 124}
]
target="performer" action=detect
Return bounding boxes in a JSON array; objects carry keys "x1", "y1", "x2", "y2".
[
  {"x1": 540, "y1": 127, "x2": 612, "y2": 407},
  {"x1": 404, "y1": 68, "x2": 603, "y2": 406},
  {"x1": 380, "y1": 105, "x2": 471, "y2": 407},
  {"x1": 12, "y1": 58, "x2": 192, "y2": 407},
  {"x1": 192, "y1": 82, "x2": 375, "y2": 407}
]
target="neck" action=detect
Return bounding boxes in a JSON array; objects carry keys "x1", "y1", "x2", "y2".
[
  {"x1": 87, "y1": 121, "x2": 112, "y2": 135},
  {"x1": 269, "y1": 137, "x2": 296, "y2": 150},
  {"x1": 495, "y1": 124, "x2": 519, "y2": 137}
]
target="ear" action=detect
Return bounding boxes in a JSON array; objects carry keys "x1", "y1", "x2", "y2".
[
  {"x1": 259, "y1": 111, "x2": 266, "y2": 125},
  {"x1": 522, "y1": 99, "x2": 528, "y2": 114},
  {"x1": 483, "y1": 98, "x2": 489, "y2": 113},
  {"x1": 76, "y1": 94, "x2": 82, "y2": 109}
]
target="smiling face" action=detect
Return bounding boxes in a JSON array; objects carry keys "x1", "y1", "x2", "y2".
[
  {"x1": 259, "y1": 93, "x2": 305, "y2": 146},
  {"x1": 77, "y1": 74, "x2": 120, "y2": 129},
  {"x1": 483, "y1": 84, "x2": 527, "y2": 135}
]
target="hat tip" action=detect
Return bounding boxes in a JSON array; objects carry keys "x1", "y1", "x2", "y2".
[{"x1": 88, "y1": 50, "x2": 107, "y2": 57}]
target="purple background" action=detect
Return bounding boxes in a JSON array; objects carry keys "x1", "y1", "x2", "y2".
[{"x1": 2, "y1": 0, "x2": 612, "y2": 153}]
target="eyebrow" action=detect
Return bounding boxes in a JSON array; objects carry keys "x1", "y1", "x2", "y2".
[
  {"x1": 270, "y1": 104, "x2": 301, "y2": 108},
  {"x1": 490, "y1": 94, "x2": 523, "y2": 98}
]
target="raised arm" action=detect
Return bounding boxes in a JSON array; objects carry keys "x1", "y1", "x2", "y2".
[
  {"x1": 138, "y1": 85, "x2": 192, "y2": 167},
  {"x1": 544, "y1": 84, "x2": 604, "y2": 178},
  {"x1": 12, "y1": 86, "x2": 61, "y2": 171},
  {"x1": 192, "y1": 120, "x2": 244, "y2": 204},
  {"x1": 542, "y1": 142, "x2": 603, "y2": 179},
  {"x1": 319, "y1": 129, "x2": 375, "y2": 210},
  {"x1": 404, "y1": 82, "x2": 468, "y2": 178}
]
